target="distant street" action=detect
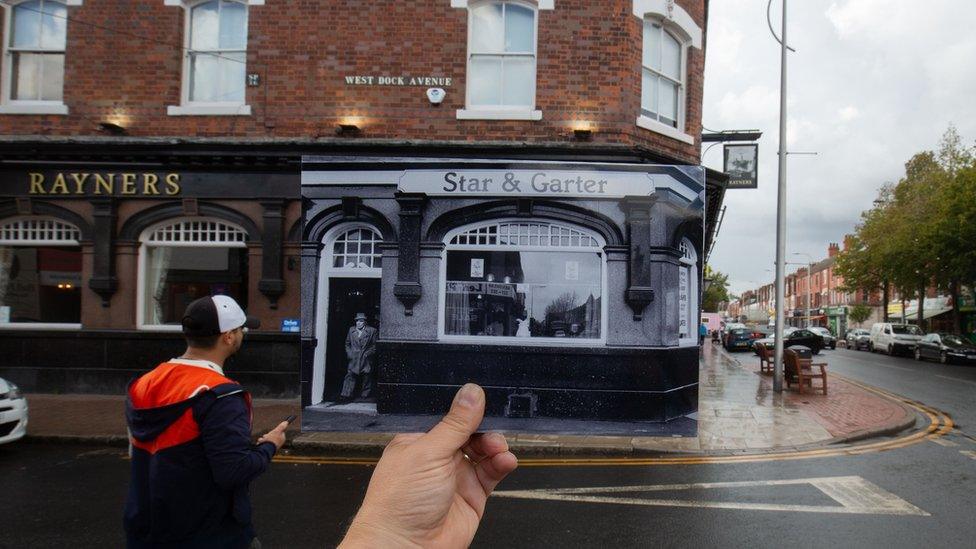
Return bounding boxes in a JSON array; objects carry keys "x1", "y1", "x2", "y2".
[{"x1": 2, "y1": 348, "x2": 975, "y2": 548}]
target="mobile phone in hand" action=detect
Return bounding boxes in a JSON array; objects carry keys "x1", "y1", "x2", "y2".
[{"x1": 283, "y1": 414, "x2": 297, "y2": 424}]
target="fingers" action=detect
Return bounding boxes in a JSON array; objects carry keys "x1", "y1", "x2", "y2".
[
  {"x1": 423, "y1": 384, "x2": 485, "y2": 455},
  {"x1": 474, "y1": 450, "x2": 518, "y2": 497},
  {"x1": 462, "y1": 432, "x2": 508, "y2": 464}
]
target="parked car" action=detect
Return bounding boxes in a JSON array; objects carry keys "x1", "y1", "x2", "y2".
[
  {"x1": 810, "y1": 327, "x2": 837, "y2": 349},
  {"x1": 914, "y1": 333, "x2": 976, "y2": 364},
  {"x1": 0, "y1": 377, "x2": 28, "y2": 445},
  {"x1": 870, "y1": 322, "x2": 924, "y2": 355},
  {"x1": 723, "y1": 327, "x2": 765, "y2": 352},
  {"x1": 846, "y1": 328, "x2": 871, "y2": 350},
  {"x1": 753, "y1": 328, "x2": 825, "y2": 354}
]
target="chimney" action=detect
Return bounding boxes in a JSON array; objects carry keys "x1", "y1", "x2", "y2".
[
  {"x1": 843, "y1": 234, "x2": 855, "y2": 251},
  {"x1": 828, "y1": 242, "x2": 840, "y2": 257}
]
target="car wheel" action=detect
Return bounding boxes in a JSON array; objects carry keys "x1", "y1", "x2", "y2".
[
  {"x1": 914, "y1": 348, "x2": 922, "y2": 361},
  {"x1": 868, "y1": 342, "x2": 874, "y2": 353},
  {"x1": 831, "y1": 343, "x2": 836, "y2": 350},
  {"x1": 940, "y1": 351, "x2": 948, "y2": 364},
  {"x1": 887, "y1": 344, "x2": 894, "y2": 355}
]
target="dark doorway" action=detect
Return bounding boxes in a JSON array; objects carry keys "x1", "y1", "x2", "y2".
[{"x1": 323, "y1": 278, "x2": 381, "y2": 402}]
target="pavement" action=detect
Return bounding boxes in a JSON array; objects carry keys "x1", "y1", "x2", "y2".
[{"x1": 20, "y1": 341, "x2": 916, "y2": 456}]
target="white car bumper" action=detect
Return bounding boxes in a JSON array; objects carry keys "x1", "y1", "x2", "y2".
[{"x1": 0, "y1": 397, "x2": 28, "y2": 444}]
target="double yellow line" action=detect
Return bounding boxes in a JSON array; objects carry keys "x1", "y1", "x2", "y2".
[{"x1": 272, "y1": 378, "x2": 953, "y2": 468}]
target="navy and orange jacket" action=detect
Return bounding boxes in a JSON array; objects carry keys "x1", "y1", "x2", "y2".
[{"x1": 123, "y1": 359, "x2": 277, "y2": 548}]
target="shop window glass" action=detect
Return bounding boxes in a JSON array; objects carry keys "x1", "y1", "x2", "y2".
[
  {"x1": 467, "y1": 1, "x2": 536, "y2": 109},
  {"x1": 0, "y1": 218, "x2": 81, "y2": 324},
  {"x1": 7, "y1": 0, "x2": 67, "y2": 101},
  {"x1": 445, "y1": 222, "x2": 602, "y2": 340},
  {"x1": 187, "y1": 0, "x2": 247, "y2": 103},
  {"x1": 141, "y1": 219, "x2": 248, "y2": 327},
  {"x1": 641, "y1": 20, "x2": 683, "y2": 129}
]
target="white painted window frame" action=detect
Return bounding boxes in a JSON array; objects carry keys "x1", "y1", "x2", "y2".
[
  {"x1": 678, "y1": 237, "x2": 698, "y2": 347},
  {"x1": 0, "y1": 215, "x2": 83, "y2": 330},
  {"x1": 312, "y1": 222, "x2": 383, "y2": 405},
  {"x1": 136, "y1": 216, "x2": 249, "y2": 332},
  {"x1": 633, "y1": 0, "x2": 700, "y2": 145},
  {"x1": 454, "y1": 0, "x2": 549, "y2": 121},
  {"x1": 0, "y1": 0, "x2": 81, "y2": 115},
  {"x1": 165, "y1": 0, "x2": 260, "y2": 116},
  {"x1": 438, "y1": 218, "x2": 608, "y2": 347}
]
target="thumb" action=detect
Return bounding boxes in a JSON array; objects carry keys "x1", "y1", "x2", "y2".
[
  {"x1": 273, "y1": 421, "x2": 289, "y2": 432},
  {"x1": 423, "y1": 383, "x2": 485, "y2": 454}
]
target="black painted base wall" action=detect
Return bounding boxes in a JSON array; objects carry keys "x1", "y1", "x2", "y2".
[
  {"x1": 376, "y1": 341, "x2": 699, "y2": 421},
  {"x1": 0, "y1": 330, "x2": 300, "y2": 397}
]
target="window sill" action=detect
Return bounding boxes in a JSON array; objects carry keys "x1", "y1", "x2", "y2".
[
  {"x1": 137, "y1": 325, "x2": 183, "y2": 332},
  {"x1": 439, "y1": 335, "x2": 604, "y2": 347},
  {"x1": 0, "y1": 103, "x2": 69, "y2": 115},
  {"x1": 456, "y1": 108, "x2": 542, "y2": 121},
  {"x1": 635, "y1": 115, "x2": 695, "y2": 145},
  {"x1": 167, "y1": 104, "x2": 252, "y2": 116},
  {"x1": 0, "y1": 323, "x2": 81, "y2": 330}
]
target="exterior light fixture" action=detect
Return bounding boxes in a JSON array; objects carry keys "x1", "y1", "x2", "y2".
[
  {"x1": 336, "y1": 123, "x2": 361, "y2": 136},
  {"x1": 573, "y1": 128, "x2": 593, "y2": 141},
  {"x1": 98, "y1": 121, "x2": 127, "y2": 135}
]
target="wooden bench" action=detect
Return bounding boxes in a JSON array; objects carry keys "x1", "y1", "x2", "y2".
[
  {"x1": 784, "y1": 348, "x2": 828, "y2": 395},
  {"x1": 755, "y1": 342, "x2": 777, "y2": 375}
]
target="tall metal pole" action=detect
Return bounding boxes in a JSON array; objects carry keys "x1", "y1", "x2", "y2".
[{"x1": 772, "y1": 0, "x2": 788, "y2": 393}]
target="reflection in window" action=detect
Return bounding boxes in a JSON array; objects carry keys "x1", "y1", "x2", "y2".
[
  {"x1": 332, "y1": 227, "x2": 382, "y2": 269},
  {"x1": 188, "y1": 0, "x2": 248, "y2": 103},
  {"x1": 444, "y1": 221, "x2": 604, "y2": 340},
  {"x1": 0, "y1": 218, "x2": 81, "y2": 324},
  {"x1": 641, "y1": 20, "x2": 683, "y2": 128},
  {"x1": 8, "y1": 0, "x2": 67, "y2": 101},
  {"x1": 141, "y1": 219, "x2": 248, "y2": 326},
  {"x1": 467, "y1": 1, "x2": 536, "y2": 109}
]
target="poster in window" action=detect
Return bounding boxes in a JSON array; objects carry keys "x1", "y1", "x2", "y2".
[
  {"x1": 678, "y1": 267, "x2": 689, "y2": 337},
  {"x1": 470, "y1": 258, "x2": 484, "y2": 278},
  {"x1": 565, "y1": 260, "x2": 579, "y2": 281}
]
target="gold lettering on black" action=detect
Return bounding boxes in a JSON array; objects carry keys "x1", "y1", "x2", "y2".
[
  {"x1": 165, "y1": 174, "x2": 181, "y2": 195},
  {"x1": 94, "y1": 173, "x2": 115, "y2": 194},
  {"x1": 50, "y1": 174, "x2": 69, "y2": 194},
  {"x1": 29, "y1": 173, "x2": 46, "y2": 194},
  {"x1": 71, "y1": 173, "x2": 90, "y2": 194},
  {"x1": 143, "y1": 173, "x2": 160, "y2": 195},
  {"x1": 121, "y1": 173, "x2": 137, "y2": 195}
]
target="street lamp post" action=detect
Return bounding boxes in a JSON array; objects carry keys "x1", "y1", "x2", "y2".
[{"x1": 771, "y1": 0, "x2": 790, "y2": 393}]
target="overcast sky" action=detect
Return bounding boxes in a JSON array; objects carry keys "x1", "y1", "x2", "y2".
[{"x1": 701, "y1": 0, "x2": 976, "y2": 296}]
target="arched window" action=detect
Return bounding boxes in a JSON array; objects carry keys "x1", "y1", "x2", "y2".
[
  {"x1": 167, "y1": 0, "x2": 254, "y2": 115},
  {"x1": 641, "y1": 21, "x2": 683, "y2": 129},
  {"x1": 1, "y1": 0, "x2": 74, "y2": 114},
  {"x1": 457, "y1": 0, "x2": 543, "y2": 120},
  {"x1": 0, "y1": 217, "x2": 82, "y2": 327},
  {"x1": 138, "y1": 217, "x2": 249, "y2": 329},
  {"x1": 678, "y1": 237, "x2": 698, "y2": 346},
  {"x1": 330, "y1": 227, "x2": 383, "y2": 270},
  {"x1": 442, "y1": 220, "x2": 605, "y2": 342}
]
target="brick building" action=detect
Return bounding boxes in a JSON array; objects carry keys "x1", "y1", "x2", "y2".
[{"x1": 0, "y1": 1, "x2": 726, "y2": 426}]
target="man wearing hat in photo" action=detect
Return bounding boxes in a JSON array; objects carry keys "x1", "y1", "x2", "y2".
[
  {"x1": 340, "y1": 312, "x2": 378, "y2": 403},
  {"x1": 124, "y1": 295, "x2": 288, "y2": 548}
]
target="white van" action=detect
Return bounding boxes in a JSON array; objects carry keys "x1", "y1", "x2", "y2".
[{"x1": 870, "y1": 322, "x2": 925, "y2": 355}]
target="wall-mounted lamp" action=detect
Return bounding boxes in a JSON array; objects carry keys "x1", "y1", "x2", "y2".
[
  {"x1": 572, "y1": 128, "x2": 593, "y2": 141},
  {"x1": 336, "y1": 123, "x2": 361, "y2": 137},
  {"x1": 98, "y1": 121, "x2": 127, "y2": 136}
]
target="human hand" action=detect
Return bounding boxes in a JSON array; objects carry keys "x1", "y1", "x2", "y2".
[
  {"x1": 340, "y1": 384, "x2": 518, "y2": 549},
  {"x1": 257, "y1": 420, "x2": 288, "y2": 451}
]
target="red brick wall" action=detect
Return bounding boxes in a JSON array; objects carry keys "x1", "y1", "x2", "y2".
[{"x1": 0, "y1": 0, "x2": 705, "y2": 163}]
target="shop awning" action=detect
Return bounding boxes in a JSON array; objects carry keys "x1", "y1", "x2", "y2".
[{"x1": 899, "y1": 305, "x2": 953, "y2": 321}]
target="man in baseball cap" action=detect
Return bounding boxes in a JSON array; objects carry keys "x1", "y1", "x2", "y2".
[{"x1": 124, "y1": 295, "x2": 286, "y2": 548}]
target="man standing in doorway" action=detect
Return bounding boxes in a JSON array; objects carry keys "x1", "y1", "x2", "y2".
[{"x1": 340, "y1": 312, "x2": 378, "y2": 402}]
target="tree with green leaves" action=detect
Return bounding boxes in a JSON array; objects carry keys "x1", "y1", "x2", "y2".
[
  {"x1": 848, "y1": 304, "x2": 872, "y2": 327},
  {"x1": 702, "y1": 265, "x2": 730, "y2": 313}
]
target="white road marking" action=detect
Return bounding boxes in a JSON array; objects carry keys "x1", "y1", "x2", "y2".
[
  {"x1": 935, "y1": 375, "x2": 976, "y2": 387},
  {"x1": 961, "y1": 451, "x2": 976, "y2": 460},
  {"x1": 929, "y1": 436, "x2": 959, "y2": 447},
  {"x1": 494, "y1": 476, "x2": 929, "y2": 516}
]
